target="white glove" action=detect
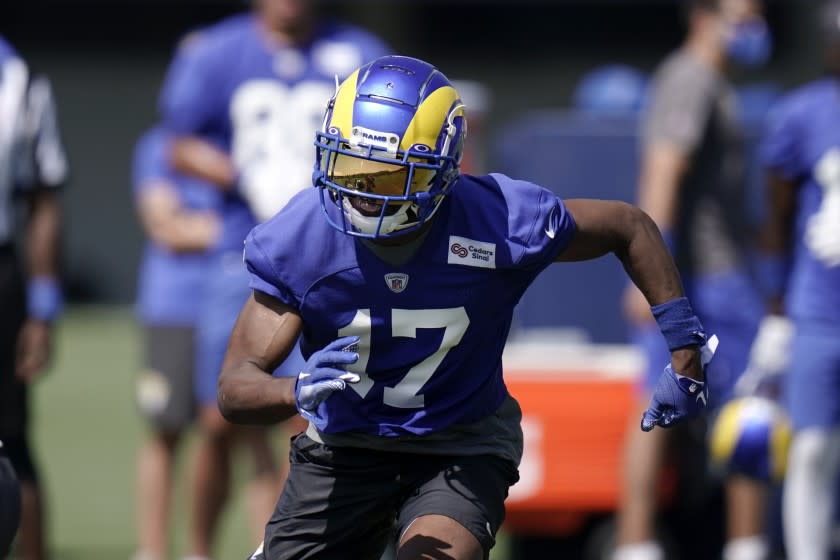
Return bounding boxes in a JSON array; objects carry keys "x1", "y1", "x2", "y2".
[
  {"x1": 295, "y1": 336, "x2": 360, "y2": 413},
  {"x1": 734, "y1": 315, "x2": 794, "y2": 396}
]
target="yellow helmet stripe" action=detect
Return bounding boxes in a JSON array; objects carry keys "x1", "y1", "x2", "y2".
[
  {"x1": 331, "y1": 70, "x2": 360, "y2": 137},
  {"x1": 401, "y1": 85, "x2": 463, "y2": 151}
]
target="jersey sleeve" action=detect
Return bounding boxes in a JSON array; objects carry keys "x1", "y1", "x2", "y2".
[
  {"x1": 15, "y1": 74, "x2": 69, "y2": 192},
  {"x1": 158, "y1": 32, "x2": 224, "y2": 136},
  {"x1": 642, "y1": 60, "x2": 715, "y2": 152},
  {"x1": 243, "y1": 224, "x2": 300, "y2": 309},
  {"x1": 490, "y1": 173, "x2": 576, "y2": 271},
  {"x1": 27, "y1": 76, "x2": 68, "y2": 188},
  {"x1": 758, "y1": 94, "x2": 804, "y2": 181}
]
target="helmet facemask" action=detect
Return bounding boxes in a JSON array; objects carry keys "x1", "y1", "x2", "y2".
[
  {"x1": 312, "y1": 64, "x2": 467, "y2": 239},
  {"x1": 316, "y1": 139, "x2": 443, "y2": 237}
]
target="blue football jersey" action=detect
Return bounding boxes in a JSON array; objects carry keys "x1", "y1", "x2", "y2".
[
  {"x1": 760, "y1": 78, "x2": 840, "y2": 325},
  {"x1": 244, "y1": 173, "x2": 576, "y2": 436},
  {"x1": 132, "y1": 127, "x2": 219, "y2": 325},
  {"x1": 158, "y1": 13, "x2": 390, "y2": 227}
]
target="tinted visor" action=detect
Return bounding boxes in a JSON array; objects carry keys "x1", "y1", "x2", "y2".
[{"x1": 328, "y1": 153, "x2": 436, "y2": 197}]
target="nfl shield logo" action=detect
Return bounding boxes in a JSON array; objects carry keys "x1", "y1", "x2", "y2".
[{"x1": 384, "y1": 273, "x2": 409, "y2": 293}]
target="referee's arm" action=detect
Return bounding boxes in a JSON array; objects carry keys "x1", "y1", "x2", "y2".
[{"x1": 16, "y1": 75, "x2": 67, "y2": 382}]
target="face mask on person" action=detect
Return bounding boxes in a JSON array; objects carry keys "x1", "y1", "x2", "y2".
[{"x1": 724, "y1": 19, "x2": 772, "y2": 67}]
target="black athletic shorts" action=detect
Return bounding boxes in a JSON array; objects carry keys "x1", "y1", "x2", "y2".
[
  {"x1": 136, "y1": 325, "x2": 197, "y2": 432},
  {"x1": 251, "y1": 433, "x2": 520, "y2": 560},
  {"x1": 0, "y1": 246, "x2": 27, "y2": 440},
  {"x1": 0, "y1": 445, "x2": 21, "y2": 557}
]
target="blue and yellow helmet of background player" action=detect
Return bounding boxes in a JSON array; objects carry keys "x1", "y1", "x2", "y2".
[
  {"x1": 709, "y1": 396, "x2": 792, "y2": 482},
  {"x1": 313, "y1": 55, "x2": 467, "y2": 239}
]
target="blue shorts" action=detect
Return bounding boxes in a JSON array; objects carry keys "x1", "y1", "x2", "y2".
[
  {"x1": 195, "y1": 250, "x2": 305, "y2": 407},
  {"x1": 632, "y1": 270, "x2": 763, "y2": 410},
  {"x1": 783, "y1": 321, "x2": 840, "y2": 431}
]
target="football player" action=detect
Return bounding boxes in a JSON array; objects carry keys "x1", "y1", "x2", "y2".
[
  {"x1": 0, "y1": 36, "x2": 68, "y2": 560},
  {"x1": 157, "y1": 0, "x2": 390, "y2": 556},
  {"x1": 218, "y1": 54, "x2": 718, "y2": 560},
  {"x1": 130, "y1": 125, "x2": 222, "y2": 560},
  {"x1": 754, "y1": 2, "x2": 840, "y2": 557},
  {"x1": 612, "y1": 1, "x2": 771, "y2": 559}
]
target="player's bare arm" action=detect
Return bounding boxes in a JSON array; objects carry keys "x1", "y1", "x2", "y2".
[
  {"x1": 25, "y1": 189, "x2": 61, "y2": 287},
  {"x1": 217, "y1": 291, "x2": 303, "y2": 424},
  {"x1": 170, "y1": 135, "x2": 237, "y2": 192},
  {"x1": 16, "y1": 189, "x2": 61, "y2": 381},
  {"x1": 624, "y1": 142, "x2": 690, "y2": 323},
  {"x1": 558, "y1": 198, "x2": 703, "y2": 381}
]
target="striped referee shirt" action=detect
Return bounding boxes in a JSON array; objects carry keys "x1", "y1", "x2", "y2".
[{"x1": 0, "y1": 36, "x2": 68, "y2": 245}]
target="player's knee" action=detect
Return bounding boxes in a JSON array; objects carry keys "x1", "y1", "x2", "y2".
[
  {"x1": 397, "y1": 515, "x2": 484, "y2": 560},
  {"x1": 397, "y1": 535, "x2": 483, "y2": 560}
]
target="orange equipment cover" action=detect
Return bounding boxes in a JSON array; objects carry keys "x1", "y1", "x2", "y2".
[{"x1": 499, "y1": 339, "x2": 676, "y2": 535}]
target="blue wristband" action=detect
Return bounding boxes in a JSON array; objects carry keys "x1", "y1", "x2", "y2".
[
  {"x1": 753, "y1": 253, "x2": 788, "y2": 299},
  {"x1": 651, "y1": 296, "x2": 706, "y2": 351},
  {"x1": 27, "y1": 277, "x2": 63, "y2": 322}
]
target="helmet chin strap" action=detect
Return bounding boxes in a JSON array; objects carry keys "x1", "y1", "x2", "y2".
[
  {"x1": 342, "y1": 190, "x2": 448, "y2": 237},
  {"x1": 342, "y1": 198, "x2": 412, "y2": 235}
]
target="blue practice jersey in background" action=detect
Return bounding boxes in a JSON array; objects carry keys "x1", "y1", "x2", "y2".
[
  {"x1": 132, "y1": 126, "x2": 219, "y2": 325},
  {"x1": 244, "y1": 173, "x2": 576, "y2": 436},
  {"x1": 158, "y1": 12, "x2": 390, "y2": 228},
  {"x1": 760, "y1": 78, "x2": 840, "y2": 326}
]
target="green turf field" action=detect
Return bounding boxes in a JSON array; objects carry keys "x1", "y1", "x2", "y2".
[{"x1": 29, "y1": 305, "x2": 510, "y2": 560}]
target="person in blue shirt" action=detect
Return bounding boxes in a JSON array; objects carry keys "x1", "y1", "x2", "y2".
[
  {"x1": 158, "y1": 1, "x2": 391, "y2": 556},
  {"x1": 130, "y1": 126, "x2": 222, "y2": 560},
  {"x1": 217, "y1": 54, "x2": 718, "y2": 560},
  {"x1": 753, "y1": 2, "x2": 840, "y2": 557}
]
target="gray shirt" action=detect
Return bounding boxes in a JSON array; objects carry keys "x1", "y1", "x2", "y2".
[{"x1": 642, "y1": 49, "x2": 748, "y2": 275}]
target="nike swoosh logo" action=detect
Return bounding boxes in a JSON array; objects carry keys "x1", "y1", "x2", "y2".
[{"x1": 545, "y1": 206, "x2": 558, "y2": 239}]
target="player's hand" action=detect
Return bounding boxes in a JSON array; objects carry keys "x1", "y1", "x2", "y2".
[
  {"x1": 734, "y1": 315, "x2": 794, "y2": 397},
  {"x1": 295, "y1": 335, "x2": 361, "y2": 413},
  {"x1": 641, "y1": 334, "x2": 718, "y2": 431},
  {"x1": 15, "y1": 319, "x2": 52, "y2": 383}
]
